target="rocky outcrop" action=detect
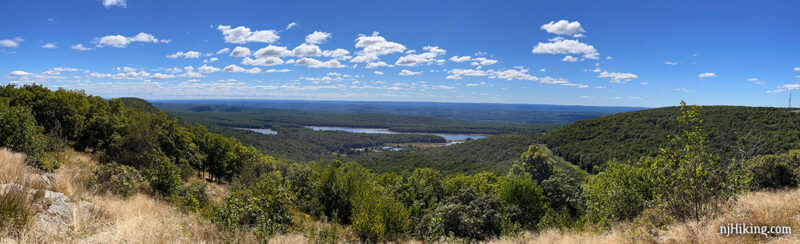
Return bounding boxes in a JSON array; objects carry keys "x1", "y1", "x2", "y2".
[{"x1": 0, "y1": 183, "x2": 99, "y2": 240}]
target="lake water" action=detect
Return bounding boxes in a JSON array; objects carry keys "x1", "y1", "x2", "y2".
[
  {"x1": 236, "y1": 128, "x2": 278, "y2": 135},
  {"x1": 305, "y1": 126, "x2": 486, "y2": 142}
]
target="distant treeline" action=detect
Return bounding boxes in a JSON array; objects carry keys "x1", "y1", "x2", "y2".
[{"x1": 156, "y1": 104, "x2": 560, "y2": 134}]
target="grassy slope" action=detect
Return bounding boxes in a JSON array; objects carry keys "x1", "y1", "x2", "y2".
[{"x1": 540, "y1": 106, "x2": 800, "y2": 171}]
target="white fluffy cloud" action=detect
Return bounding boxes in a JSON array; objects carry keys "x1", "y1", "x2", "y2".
[
  {"x1": 254, "y1": 45, "x2": 293, "y2": 58},
  {"x1": 794, "y1": 67, "x2": 800, "y2": 71},
  {"x1": 293, "y1": 43, "x2": 323, "y2": 57},
  {"x1": 471, "y1": 57, "x2": 498, "y2": 66},
  {"x1": 449, "y1": 56, "x2": 471, "y2": 62},
  {"x1": 352, "y1": 32, "x2": 406, "y2": 63},
  {"x1": 305, "y1": 31, "x2": 331, "y2": 44},
  {"x1": 42, "y1": 43, "x2": 56, "y2": 49},
  {"x1": 533, "y1": 37, "x2": 599, "y2": 59},
  {"x1": 399, "y1": 70, "x2": 422, "y2": 76},
  {"x1": 217, "y1": 25, "x2": 279, "y2": 44},
  {"x1": 295, "y1": 57, "x2": 346, "y2": 68},
  {"x1": 166, "y1": 51, "x2": 201, "y2": 59},
  {"x1": 395, "y1": 46, "x2": 445, "y2": 66},
  {"x1": 216, "y1": 48, "x2": 230, "y2": 55},
  {"x1": 198, "y1": 64, "x2": 221, "y2": 73},
  {"x1": 698, "y1": 72, "x2": 717, "y2": 78},
  {"x1": 374, "y1": 71, "x2": 384, "y2": 75},
  {"x1": 242, "y1": 57, "x2": 284, "y2": 66},
  {"x1": 561, "y1": 55, "x2": 578, "y2": 62},
  {"x1": 230, "y1": 46, "x2": 251, "y2": 57},
  {"x1": 489, "y1": 68, "x2": 538, "y2": 81},
  {"x1": 446, "y1": 68, "x2": 488, "y2": 79},
  {"x1": 102, "y1": 0, "x2": 126, "y2": 8},
  {"x1": 665, "y1": 61, "x2": 678, "y2": 65},
  {"x1": 541, "y1": 20, "x2": 585, "y2": 36},
  {"x1": 598, "y1": 71, "x2": 638, "y2": 82},
  {"x1": 223, "y1": 64, "x2": 261, "y2": 74},
  {"x1": 92, "y1": 32, "x2": 167, "y2": 48},
  {"x1": 0, "y1": 37, "x2": 24, "y2": 48}
]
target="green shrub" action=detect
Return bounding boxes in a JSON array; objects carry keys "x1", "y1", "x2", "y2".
[
  {"x1": 351, "y1": 192, "x2": 410, "y2": 242},
  {"x1": 92, "y1": 162, "x2": 143, "y2": 197},
  {"x1": 498, "y1": 174, "x2": 547, "y2": 229},
  {"x1": 0, "y1": 187, "x2": 31, "y2": 234},
  {"x1": 583, "y1": 161, "x2": 654, "y2": 226},
  {"x1": 420, "y1": 189, "x2": 504, "y2": 241},
  {"x1": 142, "y1": 154, "x2": 183, "y2": 196},
  {"x1": 745, "y1": 151, "x2": 800, "y2": 190},
  {"x1": 212, "y1": 171, "x2": 295, "y2": 242},
  {"x1": 172, "y1": 180, "x2": 209, "y2": 212}
]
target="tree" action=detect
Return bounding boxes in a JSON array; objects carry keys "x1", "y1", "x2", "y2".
[{"x1": 645, "y1": 101, "x2": 748, "y2": 221}]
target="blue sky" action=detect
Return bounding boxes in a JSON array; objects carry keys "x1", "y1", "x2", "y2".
[{"x1": 1, "y1": 0, "x2": 799, "y2": 107}]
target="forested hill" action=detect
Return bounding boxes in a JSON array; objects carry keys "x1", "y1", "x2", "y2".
[{"x1": 540, "y1": 105, "x2": 800, "y2": 171}]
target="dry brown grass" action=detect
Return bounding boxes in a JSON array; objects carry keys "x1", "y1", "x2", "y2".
[
  {"x1": 491, "y1": 189, "x2": 800, "y2": 244},
  {"x1": 0, "y1": 148, "x2": 30, "y2": 186},
  {"x1": 1, "y1": 148, "x2": 230, "y2": 243}
]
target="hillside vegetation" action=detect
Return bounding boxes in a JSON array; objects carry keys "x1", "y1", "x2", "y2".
[
  {"x1": 352, "y1": 134, "x2": 586, "y2": 176},
  {"x1": 540, "y1": 105, "x2": 800, "y2": 171},
  {"x1": 3, "y1": 86, "x2": 800, "y2": 243}
]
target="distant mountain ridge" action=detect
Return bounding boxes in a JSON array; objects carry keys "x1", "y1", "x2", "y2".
[{"x1": 152, "y1": 99, "x2": 646, "y2": 124}]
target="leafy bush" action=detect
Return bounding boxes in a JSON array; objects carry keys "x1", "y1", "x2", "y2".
[
  {"x1": 92, "y1": 162, "x2": 143, "y2": 197},
  {"x1": 351, "y1": 192, "x2": 410, "y2": 242},
  {"x1": 212, "y1": 171, "x2": 295, "y2": 242},
  {"x1": 498, "y1": 174, "x2": 547, "y2": 229},
  {"x1": 142, "y1": 154, "x2": 183, "y2": 196},
  {"x1": 0, "y1": 99, "x2": 53, "y2": 171},
  {"x1": 745, "y1": 151, "x2": 800, "y2": 190},
  {"x1": 172, "y1": 180, "x2": 209, "y2": 212},
  {"x1": 421, "y1": 189, "x2": 504, "y2": 241},
  {"x1": 583, "y1": 161, "x2": 654, "y2": 226}
]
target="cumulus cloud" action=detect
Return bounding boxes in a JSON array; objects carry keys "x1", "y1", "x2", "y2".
[
  {"x1": 446, "y1": 68, "x2": 488, "y2": 79},
  {"x1": 532, "y1": 37, "x2": 599, "y2": 59},
  {"x1": 540, "y1": 20, "x2": 585, "y2": 36},
  {"x1": 229, "y1": 46, "x2": 251, "y2": 57},
  {"x1": 216, "y1": 48, "x2": 230, "y2": 55},
  {"x1": 217, "y1": 25, "x2": 279, "y2": 44},
  {"x1": 254, "y1": 45, "x2": 293, "y2": 58},
  {"x1": 292, "y1": 43, "x2": 323, "y2": 57},
  {"x1": 92, "y1": 32, "x2": 167, "y2": 48},
  {"x1": 399, "y1": 70, "x2": 422, "y2": 76},
  {"x1": 489, "y1": 68, "x2": 538, "y2": 81},
  {"x1": 352, "y1": 32, "x2": 406, "y2": 63},
  {"x1": 198, "y1": 64, "x2": 221, "y2": 73},
  {"x1": 305, "y1": 31, "x2": 331, "y2": 44},
  {"x1": 242, "y1": 57, "x2": 284, "y2": 66},
  {"x1": 698, "y1": 72, "x2": 717, "y2": 78},
  {"x1": 449, "y1": 56, "x2": 471, "y2": 62},
  {"x1": 395, "y1": 46, "x2": 446, "y2": 66},
  {"x1": 0, "y1": 37, "x2": 24, "y2": 48},
  {"x1": 295, "y1": 57, "x2": 346, "y2": 68},
  {"x1": 471, "y1": 57, "x2": 498, "y2": 66},
  {"x1": 166, "y1": 51, "x2": 201, "y2": 59},
  {"x1": 42, "y1": 43, "x2": 56, "y2": 49},
  {"x1": 322, "y1": 49, "x2": 351, "y2": 60},
  {"x1": 102, "y1": 0, "x2": 126, "y2": 8},
  {"x1": 223, "y1": 64, "x2": 261, "y2": 74},
  {"x1": 365, "y1": 61, "x2": 390, "y2": 69},
  {"x1": 374, "y1": 71, "x2": 384, "y2": 75},
  {"x1": 204, "y1": 57, "x2": 219, "y2": 63},
  {"x1": 665, "y1": 61, "x2": 678, "y2": 65},
  {"x1": 561, "y1": 55, "x2": 578, "y2": 62},
  {"x1": 794, "y1": 67, "x2": 800, "y2": 71},
  {"x1": 598, "y1": 71, "x2": 638, "y2": 83}
]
